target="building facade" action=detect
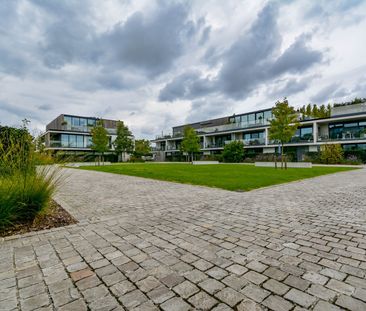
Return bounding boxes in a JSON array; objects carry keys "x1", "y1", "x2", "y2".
[
  {"x1": 152, "y1": 103, "x2": 366, "y2": 162},
  {"x1": 42, "y1": 114, "x2": 118, "y2": 152}
]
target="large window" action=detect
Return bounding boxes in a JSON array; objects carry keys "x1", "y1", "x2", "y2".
[
  {"x1": 329, "y1": 120, "x2": 366, "y2": 140},
  {"x1": 292, "y1": 126, "x2": 313, "y2": 142},
  {"x1": 59, "y1": 134, "x2": 91, "y2": 148}
]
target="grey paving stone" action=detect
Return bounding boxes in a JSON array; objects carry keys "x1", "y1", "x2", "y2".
[
  {"x1": 336, "y1": 294, "x2": 366, "y2": 311},
  {"x1": 215, "y1": 287, "x2": 244, "y2": 307},
  {"x1": 313, "y1": 301, "x2": 343, "y2": 311},
  {"x1": 119, "y1": 289, "x2": 148, "y2": 309},
  {"x1": 241, "y1": 284, "x2": 270, "y2": 303},
  {"x1": 198, "y1": 278, "x2": 225, "y2": 294},
  {"x1": 284, "y1": 288, "x2": 317, "y2": 308},
  {"x1": 20, "y1": 293, "x2": 50, "y2": 311},
  {"x1": 307, "y1": 284, "x2": 337, "y2": 301},
  {"x1": 160, "y1": 297, "x2": 191, "y2": 311},
  {"x1": 58, "y1": 299, "x2": 88, "y2": 311},
  {"x1": 189, "y1": 291, "x2": 218, "y2": 310},
  {"x1": 263, "y1": 279, "x2": 290, "y2": 296},
  {"x1": 147, "y1": 285, "x2": 175, "y2": 304},
  {"x1": 262, "y1": 295, "x2": 293, "y2": 311},
  {"x1": 173, "y1": 280, "x2": 199, "y2": 299},
  {"x1": 326, "y1": 279, "x2": 355, "y2": 295},
  {"x1": 243, "y1": 271, "x2": 268, "y2": 285}
]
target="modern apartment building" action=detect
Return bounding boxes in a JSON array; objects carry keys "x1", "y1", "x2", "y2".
[
  {"x1": 152, "y1": 102, "x2": 366, "y2": 161},
  {"x1": 41, "y1": 114, "x2": 118, "y2": 152}
]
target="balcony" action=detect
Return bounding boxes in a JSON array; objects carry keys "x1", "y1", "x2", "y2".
[
  {"x1": 318, "y1": 133, "x2": 366, "y2": 142},
  {"x1": 224, "y1": 138, "x2": 265, "y2": 146},
  {"x1": 200, "y1": 120, "x2": 269, "y2": 135},
  {"x1": 152, "y1": 146, "x2": 166, "y2": 151}
]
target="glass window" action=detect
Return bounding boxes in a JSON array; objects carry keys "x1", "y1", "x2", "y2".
[
  {"x1": 61, "y1": 134, "x2": 69, "y2": 147},
  {"x1": 86, "y1": 136, "x2": 93, "y2": 147},
  {"x1": 77, "y1": 136, "x2": 84, "y2": 148},
  {"x1": 72, "y1": 117, "x2": 80, "y2": 126},
  {"x1": 69, "y1": 135, "x2": 76, "y2": 147},
  {"x1": 258, "y1": 131, "x2": 264, "y2": 138},
  {"x1": 244, "y1": 133, "x2": 251, "y2": 140},
  {"x1": 251, "y1": 133, "x2": 259, "y2": 139},
  {"x1": 64, "y1": 116, "x2": 72, "y2": 125},
  {"x1": 87, "y1": 119, "x2": 96, "y2": 126},
  {"x1": 248, "y1": 114, "x2": 255, "y2": 123},
  {"x1": 79, "y1": 118, "x2": 87, "y2": 126},
  {"x1": 264, "y1": 110, "x2": 272, "y2": 121},
  {"x1": 241, "y1": 114, "x2": 248, "y2": 124},
  {"x1": 256, "y1": 112, "x2": 264, "y2": 123},
  {"x1": 301, "y1": 127, "x2": 313, "y2": 136},
  {"x1": 344, "y1": 123, "x2": 358, "y2": 128},
  {"x1": 229, "y1": 117, "x2": 235, "y2": 124},
  {"x1": 359, "y1": 121, "x2": 366, "y2": 126},
  {"x1": 235, "y1": 116, "x2": 241, "y2": 123}
]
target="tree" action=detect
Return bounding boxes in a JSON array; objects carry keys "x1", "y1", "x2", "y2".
[
  {"x1": 134, "y1": 139, "x2": 151, "y2": 158},
  {"x1": 222, "y1": 141, "x2": 244, "y2": 163},
  {"x1": 305, "y1": 104, "x2": 312, "y2": 117},
  {"x1": 269, "y1": 98, "x2": 299, "y2": 169},
  {"x1": 91, "y1": 120, "x2": 109, "y2": 165},
  {"x1": 320, "y1": 144, "x2": 344, "y2": 164},
  {"x1": 113, "y1": 121, "x2": 134, "y2": 162},
  {"x1": 180, "y1": 126, "x2": 200, "y2": 162}
]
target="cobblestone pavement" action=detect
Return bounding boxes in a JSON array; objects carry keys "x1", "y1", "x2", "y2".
[{"x1": 1, "y1": 168, "x2": 366, "y2": 311}]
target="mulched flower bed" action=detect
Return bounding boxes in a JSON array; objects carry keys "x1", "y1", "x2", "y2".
[{"x1": 0, "y1": 200, "x2": 78, "y2": 237}]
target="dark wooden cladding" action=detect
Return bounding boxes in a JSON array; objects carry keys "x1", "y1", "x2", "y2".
[
  {"x1": 173, "y1": 116, "x2": 229, "y2": 135},
  {"x1": 46, "y1": 114, "x2": 118, "y2": 131},
  {"x1": 46, "y1": 115, "x2": 65, "y2": 131}
]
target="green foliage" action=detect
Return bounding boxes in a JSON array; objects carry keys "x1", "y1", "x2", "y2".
[
  {"x1": 113, "y1": 121, "x2": 134, "y2": 157},
  {"x1": 0, "y1": 125, "x2": 60, "y2": 231},
  {"x1": 320, "y1": 144, "x2": 344, "y2": 164},
  {"x1": 222, "y1": 141, "x2": 244, "y2": 163},
  {"x1": 91, "y1": 120, "x2": 109, "y2": 154},
  {"x1": 134, "y1": 139, "x2": 151, "y2": 158},
  {"x1": 298, "y1": 103, "x2": 331, "y2": 119},
  {"x1": 333, "y1": 97, "x2": 366, "y2": 107},
  {"x1": 269, "y1": 99, "x2": 299, "y2": 169},
  {"x1": 180, "y1": 126, "x2": 200, "y2": 161}
]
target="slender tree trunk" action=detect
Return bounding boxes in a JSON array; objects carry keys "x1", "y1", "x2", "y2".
[
  {"x1": 274, "y1": 151, "x2": 277, "y2": 169},
  {"x1": 281, "y1": 143, "x2": 284, "y2": 169}
]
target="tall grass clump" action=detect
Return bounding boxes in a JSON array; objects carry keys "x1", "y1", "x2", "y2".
[{"x1": 0, "y1": 125, "x2": 61, "y2": 231}]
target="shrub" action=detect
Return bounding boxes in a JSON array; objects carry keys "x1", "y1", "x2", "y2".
[
  {"x1": 222, "y1": 141, "x2": 244, "y2": 163},
  {"x1": 320, "y1": 144, "x2": 344, "y2": 164},
  {"x1": 0, "y1": 126, "x2": 60, "y2": 231}
]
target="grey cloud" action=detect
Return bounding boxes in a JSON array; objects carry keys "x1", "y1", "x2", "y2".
[
  {"x1": 311, "y1": 83, "x2": 349, "y2": 103},
  {"x1": 99, "y1": 2, "x2": 199, "y2": 76},
  {"x1": 268, "y1": 76, "x2": 315, "y2": 99},
  {"x1": 185, "y1": 99, "x2": 232, "y2": 124},
  {"x1": 159, "y1": 71, "x2": 215, "y2": 101},
  {"x1": 270, "y1": 35, "x2": 323, "y2": 75},
  {"x1": 160, "y1": 3, "x2": 324, "y2": 102}
]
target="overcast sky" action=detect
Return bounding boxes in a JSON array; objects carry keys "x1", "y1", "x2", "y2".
[{"x1": 1, "y1": 0, "x2": 366, "y2": 138}]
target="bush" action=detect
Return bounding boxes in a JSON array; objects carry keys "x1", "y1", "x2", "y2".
[
  {"x1": 222, "y1": 141, "x2": 244, "y2": 163},
  {"x1": 320, "y1": 144, "x2": 344, "y2": 164},
  {"x1": 128, "y1": 155, "x2": 145, "y2": 163},
  {"x1": 0, "y1": 126, "x2": 60, "y2": 231}
]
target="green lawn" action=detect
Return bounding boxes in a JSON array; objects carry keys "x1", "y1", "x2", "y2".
[{"x1": 79, "y1": 163, "x2": 358, "y2": 191}]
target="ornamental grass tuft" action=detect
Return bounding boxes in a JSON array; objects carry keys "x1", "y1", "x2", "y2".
[{"x1": 0, "y1": 126, "x2": 61, "y2": 231}]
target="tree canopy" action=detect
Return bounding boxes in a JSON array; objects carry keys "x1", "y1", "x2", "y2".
[
  {"x1": 134, "y1": 139, "x2": 151, "y2": 157},
  {"x1": 269, "y1": 98, "x2": 299, "y2": 168},
  {"x1": 91, "y1": 120, "x2": 109, "y2": 155},
  {"x1": 222, "y1": 141, "x2": 244, "y2": 163},
  {"x1": 180, "y1": 126, "x2": 200, "y2": 161},
  {"x1": 113, "y1": 121, "x2": 134, "y2": 157}
]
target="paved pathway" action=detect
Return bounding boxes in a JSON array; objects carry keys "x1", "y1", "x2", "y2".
[{"x1": 1, "y1": 168, "x2": 366, "y2": 311}]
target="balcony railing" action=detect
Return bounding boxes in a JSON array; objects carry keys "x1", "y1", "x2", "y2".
[{"x1": 318, "y1": 133, "x2": 366, "y2": 142}]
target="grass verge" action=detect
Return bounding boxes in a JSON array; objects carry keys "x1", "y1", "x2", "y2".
[{"x1": 79, "y1": 163, "x2": 358, "y2": 191}]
